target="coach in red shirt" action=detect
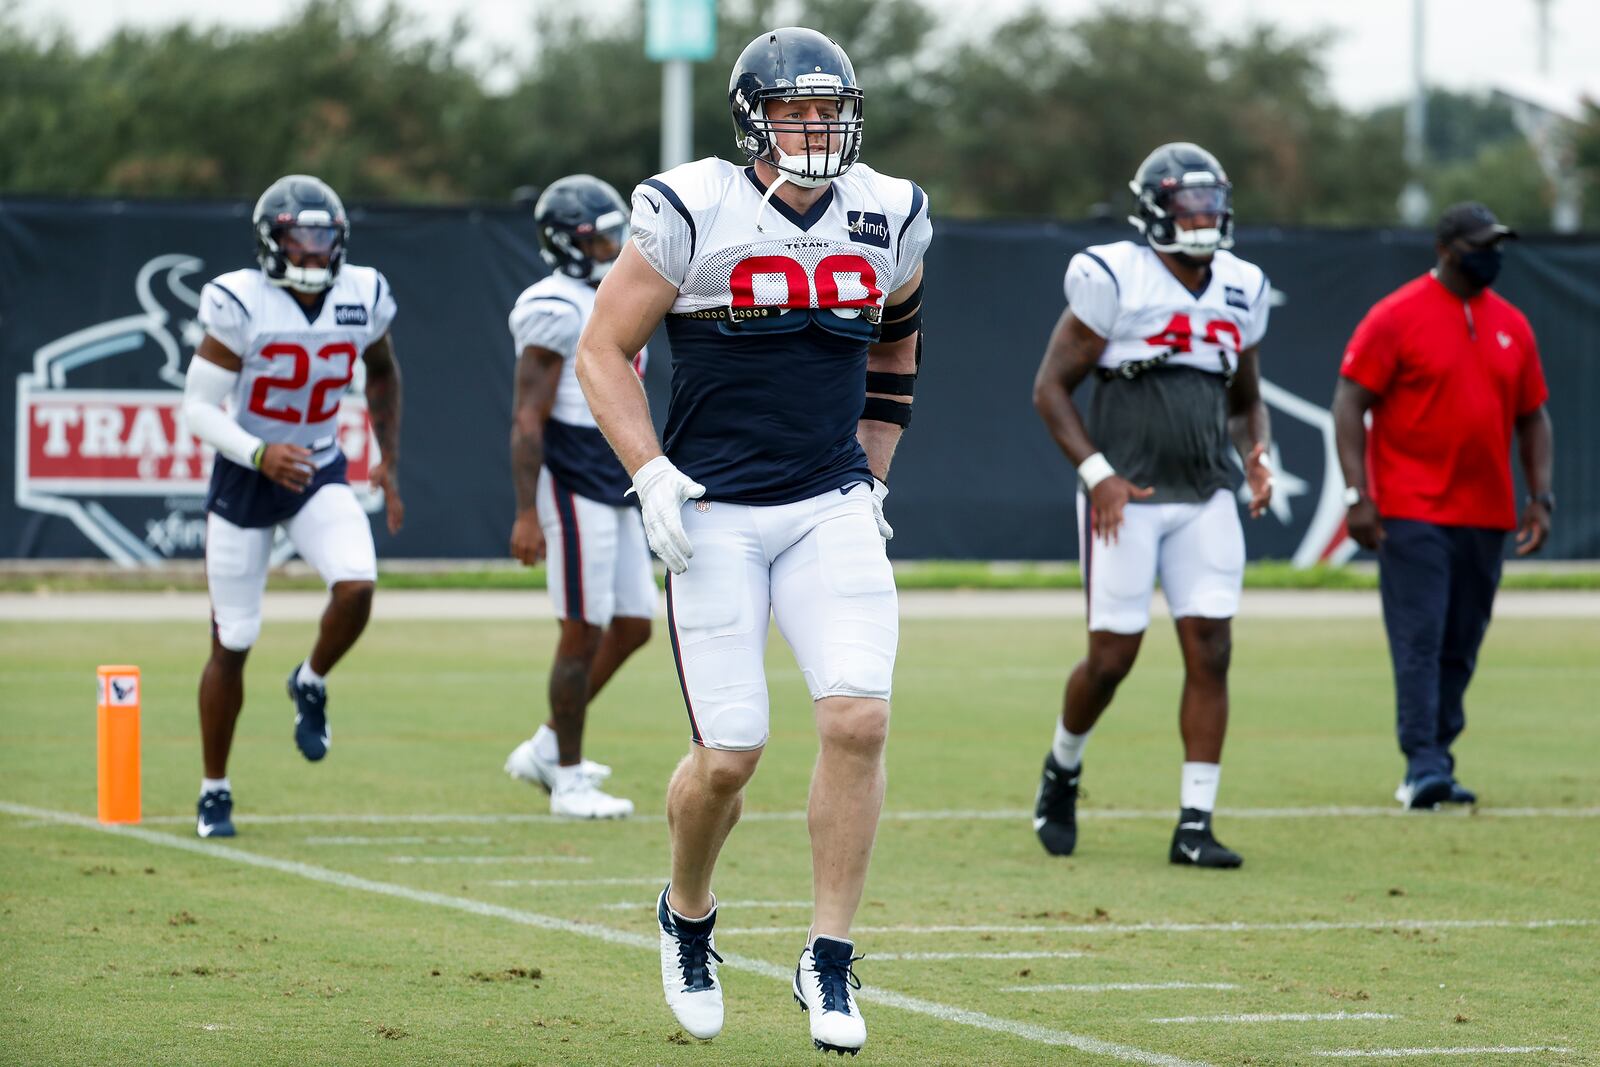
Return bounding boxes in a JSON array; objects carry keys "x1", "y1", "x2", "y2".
[{"x1": 1333, "y1": 202, "x2": 1554, "y2": 811}]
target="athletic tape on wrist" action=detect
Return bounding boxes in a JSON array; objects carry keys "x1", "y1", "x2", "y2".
[{"x1": 1077, "y1": 452, "x2": 1115, "y2": 491}]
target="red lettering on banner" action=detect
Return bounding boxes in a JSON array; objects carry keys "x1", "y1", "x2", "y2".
[{"x1": 22, "y1": 393, "x2": 376, "y2": 490}]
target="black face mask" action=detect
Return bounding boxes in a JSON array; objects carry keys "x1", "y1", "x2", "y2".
[{"x1": 1456, "y1": 245, "x2": 1503, "y2": 288}]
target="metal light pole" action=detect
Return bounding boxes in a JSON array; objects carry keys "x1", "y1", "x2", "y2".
[
  {"x1": 1534, "y1": 0, "x2": 1552, "y2": 75},
  {"x1": 1397, "y1": 0, "x2": 1431, "y2": 226},
  {"x1": 662, "y1": 60, "x2": 693, "y2": 171},
  {"x1": 647, "y1": 0, "x2": 717, "y2": 173}
]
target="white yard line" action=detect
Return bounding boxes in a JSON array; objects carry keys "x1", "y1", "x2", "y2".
[
  {"x1": 597, "y1": 898, "x2": 811, "y2": 911},
  {"x1": 385, "y1": 854, "x2": 591, "y2": 865},
  {"x1": 484, "y1": 876, "x2": 666, "y2": 887},
  {"x1": 1004, "y1": 983, "x2": 1238, "y2": 993},
  {"x1": 874, "y1": 951, "x2": 1088, "y2": 961},
  {"x1": 126, "y1": 804, "x2": 1600, "y2": 827},
  {"x1": 0, "y1": 800, "x2": 1209, "y2": 1067},
  {"x1": 1311, "y1": 1048, "x2": 1571, "y2": 1059},
  {"x1": 1151, "y1": 1013, "x2": 1398, "y2": 1025},
  {"x1": 5, "y1": 588, "x2": 1597, "y2": 620},
  {"x1": 721, "y1": 918, "x2": 1600, "y2": 937},
  {"x1": 304, "y1": 835, "x2": 492, "y2": 845}
]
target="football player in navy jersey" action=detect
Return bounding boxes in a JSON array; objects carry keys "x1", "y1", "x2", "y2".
[
  {"x1": 576, "y1": 27, "x2": 931, "y2": 1055},
  {"x1": 182, "y1": 175, "x2": 403, "y2": 839},
  {"x1": 1031, "y1": 143, "x2": 1273, "y2": 870},
  {"x1": 502, "y1": 175, "x2": 650, "y2": 820}
]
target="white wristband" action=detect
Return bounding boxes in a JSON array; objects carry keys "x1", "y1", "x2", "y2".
[{"x1": 1077, "y1": 452, "x2": 1115, "y2": 491}]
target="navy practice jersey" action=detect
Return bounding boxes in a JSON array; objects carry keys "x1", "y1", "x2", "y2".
[
  {"x1": 508, "y1": 272, "x2": 647, "y2": 505},
  {"x1": 629, "y1": 158, "x2": 932, "y2": 505}
]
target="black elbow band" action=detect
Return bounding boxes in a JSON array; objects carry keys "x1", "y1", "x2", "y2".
[
  {"x1": 878, "y1": 280, "x2": 925, "y2": 343},
  {"x1": 866, "y1": 371, "x2": 917, "y2": 395},
  {"x1": 862, "y1": 396, "x2": 912, "y2": 427},
  {"x1": 878, "y1": 310, "x2": 922, "y2": 342},
  {"x1": 885, "y1": 279, "x2": 924, "y2": 318}
]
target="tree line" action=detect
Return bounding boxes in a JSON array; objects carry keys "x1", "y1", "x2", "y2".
[{"x1": 2, "y1": 0, "x2": 1593, "y2": 229}]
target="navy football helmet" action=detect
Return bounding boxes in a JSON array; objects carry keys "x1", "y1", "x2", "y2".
[
  {"x1": 253, "y1": 175, "x2": 349, "y2": 293},
  {"x1": 1128, "y1": 143, "x2": 1234, "y2": 258},
  {"x1": 729, "y1": 27, "x2": 864, "y2": 188},
  {"x1": 534, "y1": 175, "x2": 630, "y2": 284}
]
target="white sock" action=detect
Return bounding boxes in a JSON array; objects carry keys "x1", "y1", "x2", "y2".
[
  {"x1": 297, "y1": 661, "x2": 326, "y2": 689},
  {"x1": 532, "y1": 723, "x2": 559, "y2": 762},
  {"x1": 1181, "y1": 762, "x2": 1221, "y2": 813},
  {"x1": 1052, "y1": 720, "x2": 1091, "y2": 771},
  {"x1": 201, "y1": 776, "x2": 230, "y2": 796}
]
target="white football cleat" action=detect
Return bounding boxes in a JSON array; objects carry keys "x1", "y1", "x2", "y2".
[
  {"x1": 658, "y1": 887, "x2": 723, "y2": 1040},
  {"x1": 549, "y1": 770, "x2": 634, "y2": 819},
  {"x1": 503, "y1": 738, "x2": 612, "y2": 793},
  {"x1": 794, "y1": 936, "x2": 866, "y2": 1056}
]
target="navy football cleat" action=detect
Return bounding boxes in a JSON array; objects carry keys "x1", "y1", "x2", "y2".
[
  {"x1": 1033, "y1": 752, "x2": 1081, "y2": 856},
  {"x1": 196, "y1": 790, "x2": 235, "y2": 838},
  {"x1": 657, "y1": 886, "x2": 724, "y2": 1039},
  {"x1": 287, "y1": 666, "x2": 331, "y2": 762},
  {"x1": 1395, "y1": 774, "x2": 1453, "y2": 811},
  {"x1": 794, "y1": 935, "x2": 866, "y2": 1055},
  {"x1": 1169, "y1": 807, "x2": 1243, "y2": 868}
]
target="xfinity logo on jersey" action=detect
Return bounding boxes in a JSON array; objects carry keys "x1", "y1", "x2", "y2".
[
  {"x1": 847, "y1": 211, "x2": 890, "y2": 249},
  {"x1": 14, "y1": 254, "x2": 382, "y2": 566},
  {"x1": 334, "y1": 304, "x2": 369, "y2": 325}
]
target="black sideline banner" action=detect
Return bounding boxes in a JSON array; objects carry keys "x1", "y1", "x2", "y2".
[{"x1": 3, "y1": 196, "x2": 1596, "y2": 564}]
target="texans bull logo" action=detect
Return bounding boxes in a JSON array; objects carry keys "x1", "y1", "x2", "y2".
[{"x1": 14, "y1": 254, "x2": 383, "y2": 566}]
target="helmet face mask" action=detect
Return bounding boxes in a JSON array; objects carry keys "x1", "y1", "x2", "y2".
[
  {"x1": 729, "y1": 29, "x2": 864, "y2": 188},
  {"x1": 534, "y1": 176, "x2": 630, "y2": 284},
  {"x1": 1128, "y1": 143, "x2": 1235, "y2": 259},
  {"x1": 252, "y1": 176, "x2": 349, "y2": 293}
]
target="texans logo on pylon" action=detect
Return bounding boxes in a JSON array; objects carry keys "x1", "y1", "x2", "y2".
[{"x1": 14, "y1": 254, "x2": 382, "y2": 566}]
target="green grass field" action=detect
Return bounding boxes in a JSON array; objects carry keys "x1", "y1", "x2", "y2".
[{"x1": 2, "y1": 606, "x2": 1597, "y2": 1066}]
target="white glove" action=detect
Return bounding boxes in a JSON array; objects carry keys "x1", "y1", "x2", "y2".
[
  {"x1": 629, "y1": 456, "x2": 706, "y2": 574},
  {"x1": 870, "y1": 478, "x2": 894, "y2": 541}
]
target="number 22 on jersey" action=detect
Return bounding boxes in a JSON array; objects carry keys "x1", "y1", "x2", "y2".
[{"x1": 248, "y1": 342, "x2": 357, "y2": 425}]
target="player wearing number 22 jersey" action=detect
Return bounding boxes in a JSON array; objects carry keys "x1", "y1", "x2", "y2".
[
  {"x1": 575, "y1": 27, "x2": 931, "y2": 1055},
  {"x1": 181, "y1": 174, "x2": 404, "y2": 840}
]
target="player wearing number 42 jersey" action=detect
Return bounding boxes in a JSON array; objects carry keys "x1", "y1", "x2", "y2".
[
  {"x1": 576, "y1": 27, "x2": 931, "y2": 1056},
  {"x1": 1032, "y1": 143, "x2": 1273, "y2": 870},
  {"x1": 182, "y1": 174, "x2": 404, "y2": 840}
]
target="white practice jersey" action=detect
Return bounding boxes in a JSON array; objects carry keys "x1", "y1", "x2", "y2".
[
  {"x1": 507, "y1": 272, "x2": 646, "y2": 429},
  {"x1": 198, "y1": 265, "x2": 396, "y2": 468},
  {"x1": 632, "y1": 157, "x2": 931, "y2": 316},
  {"x1": 628, "y1": 157, "x2": 932, "y2": 505},
  {"x1": 1066, "y1": 241, "x2": 1270, "y2": 378}
]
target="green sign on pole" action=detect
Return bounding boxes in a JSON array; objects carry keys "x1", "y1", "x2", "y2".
[{"x1": 646, "y1": 0, "x2": 717, "y2": 62}]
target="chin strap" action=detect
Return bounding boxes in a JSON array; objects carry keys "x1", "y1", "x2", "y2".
[{"x1": 754, "y1": 169, "x2": 791, "y2": 235}]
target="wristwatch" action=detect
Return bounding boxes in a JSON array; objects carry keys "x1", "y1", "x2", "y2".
[
  {"x1": 1341, "y1": 486, "x2": 1364, "y2": 507},
  {"x1": 1529, "y1": 491, "x2": 1556, "y2": 513}
]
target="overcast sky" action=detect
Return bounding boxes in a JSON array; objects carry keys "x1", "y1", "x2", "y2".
[{"x1": 14, "y1": 0, "x2": 1599, "y2": 113}]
